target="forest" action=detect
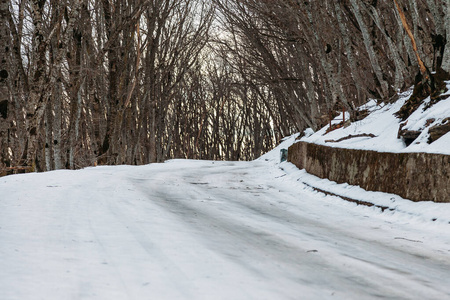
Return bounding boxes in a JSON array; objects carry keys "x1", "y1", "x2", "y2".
[{"x1": 0, "y1": 0, "x2": 449, "y2": 173}]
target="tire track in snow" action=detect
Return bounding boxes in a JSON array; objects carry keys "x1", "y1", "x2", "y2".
[{"x1": 134, "y1": 161, "x2": 450, "y2": 300}]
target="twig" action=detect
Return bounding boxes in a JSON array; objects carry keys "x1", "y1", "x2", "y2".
[
  {"x1": 325, "y1": 133, "x2": 376, "y2": 143},
  {"x1": 394, "y1": 237, "x2": 423, "y2": 243}
]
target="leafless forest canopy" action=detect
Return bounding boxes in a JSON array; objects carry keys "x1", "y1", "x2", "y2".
[{"x1": 0, "y1": 0, "x2": 449, "y2": 172}]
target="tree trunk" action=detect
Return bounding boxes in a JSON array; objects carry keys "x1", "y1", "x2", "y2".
[
  {"x1": 394, "y1": 0, "x2": 429, "y2": 81},
  {"x1": 53, "y1": 81, "x2": 63, "y2": 169},
  {"x1": 442, "y1": 0, "x2": 450, "y2": 72},
  {"x1": 0, "y1": 0, "x2": 11, "y2": 169},
  {"x1": 350, "y1": 0, "x2": 389, "y2": 99},
  {"x1": 44, "y1": 101, "x2": 53, "y2": 171}
]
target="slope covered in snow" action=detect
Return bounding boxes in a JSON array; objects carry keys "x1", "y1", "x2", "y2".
[
  {"x1": 259, "y1": 132, "x2": 450, "y2": 224},
  {"x1": 301, "y1": 81, "x2": 450, "y2": 155},
  {"x1": 278, "y1": 83, "x2": 450, "y2": 218}
]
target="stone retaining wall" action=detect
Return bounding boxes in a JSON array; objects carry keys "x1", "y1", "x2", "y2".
[{"x1": 288, "y1": 141, "x2": 450, "y2": 203}]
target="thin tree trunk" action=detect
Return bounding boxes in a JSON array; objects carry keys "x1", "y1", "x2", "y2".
[
  {"x1": 53, "y1": 81, "x2": 63, "y2": 169},
  {"x1": 44, "y1": 101, "x2": 53, "y2": 171},
  {"x1": 442, "y1": 0, "x2": 450, "y2": 72},
  {"x1": 0, "y1": 0, "x2": 10, "y2": 169},
  {"x1": 350, "y1": 0, "x2": 389, "y2": 98},
  {"x1": 394, "y1": 0, "x2": 429, "y2": 79}
]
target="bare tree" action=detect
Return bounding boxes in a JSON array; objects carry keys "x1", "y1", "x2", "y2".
[
  {"x1": 0, "y1": 0, "x2": 11, "y2": 172},
  {"x1": 1, "y1": 0, "x2": 448, "y2": 175}
]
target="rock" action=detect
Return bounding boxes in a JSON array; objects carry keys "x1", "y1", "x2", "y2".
[
  {"x1": 352, "y1": 109, "x2": 369, "y2": 121},
  {"x1": 288, "y1": 141, "x2": 450, "y2": 203},
  {"x1": 428, "y1": 118, "x2": 450, "y2": 143},
  {"x1": 425, "y1": 118, "x2": 435, "y2": 127},
  {"x1": 398, "y1": 129, "x2": 422, "y2": 146}
]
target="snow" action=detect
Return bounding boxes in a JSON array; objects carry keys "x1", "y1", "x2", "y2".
[
  {"x1": 260, "y1": 133, "x2": 450, "y2": 224},
  {"x1": 1, "y1": 84, "x2": 450, "y2": 299},
  {"x1": 258, "y1": 133, "x2": 300, "y2": 163},
  {"x1": 301, "y1": 81, "x2": 450, "y2": 155},
  {"x1": 1, "y1": 152, "x2": 450, "y2": 299}
]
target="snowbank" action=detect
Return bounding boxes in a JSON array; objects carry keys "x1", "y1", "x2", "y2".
[
  {"x1": 257, "y1": 133, "x2": 300, "y2": 163},
  {"x1": 280, "y1": 161, "x2": 450, "y2": 224},
  {"x1": 256, "y1": 83, "x2": 450, "y2": 221},
  {"x1": 301, "y1": 82, "x2": 450, "y2": 155}
]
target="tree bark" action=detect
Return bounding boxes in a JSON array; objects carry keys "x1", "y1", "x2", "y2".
[
  {"x1": 350, "y1": 0, "x2": 389, "y2": 99},
  {"x1": 442, "y1": 0, "x2": 450, "y2": 72},
  {"x1": 394, "y1": 0, "x2": 429, "y2": 80},
  {"x1": 0, "y1": 0, "x2": 11, "y2": 168}
]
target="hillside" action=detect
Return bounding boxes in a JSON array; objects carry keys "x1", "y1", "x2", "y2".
[
  {"x1": 262, "y1": 87, "x2": 450, "y2": 219},
  {"x1": 301, "y1": 81, "x2": 450, "y2": 155}
]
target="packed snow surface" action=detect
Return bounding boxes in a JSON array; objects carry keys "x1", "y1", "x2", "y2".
[
  {"x1": 1, "y1": 154, "x2": 450, "y2": 299},
  {"x1": 301, "y1": 81, "x2": 450, "y2": 155}
]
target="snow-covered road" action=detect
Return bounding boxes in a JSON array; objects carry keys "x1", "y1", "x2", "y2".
[{"x1": 1, "y1": 159, "x2": 450, "y2": 299}]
